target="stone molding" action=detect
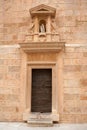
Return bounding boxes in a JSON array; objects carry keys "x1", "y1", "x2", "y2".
[
  {"x1": 0, "y1": 45, "x2": 20, "y2": 48},
  {"x1": 0, "y1": 43, "x2": 87, "y2": 48},
  {"x1": 65, "y1": 44, "x2": 87, "y2": 47},
  {"x1": 30, "y1": 4, "x2": 56, "y2": 17},
  {"x1": 19, "y1": 42, "x2": 65, "y2": 53}
]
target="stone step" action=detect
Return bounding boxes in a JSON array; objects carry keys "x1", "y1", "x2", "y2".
[{"x1": 27, "y1": 119, "x2": 53, "y2": 127}]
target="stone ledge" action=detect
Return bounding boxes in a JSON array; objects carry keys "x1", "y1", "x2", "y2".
[
  {"x1": 65, "y1": 44, "x2": 87, "y2": 47},
  {"x1": 27, "y1": 118, "x2": 53, "y2": 127},
  {"x1": 19, "y1": 42, "x2": 65, "y2": 53}
]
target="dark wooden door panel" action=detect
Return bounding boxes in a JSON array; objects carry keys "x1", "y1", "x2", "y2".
[{"x1": 31, "y1": 69, "x2": 52, "y2": 113}]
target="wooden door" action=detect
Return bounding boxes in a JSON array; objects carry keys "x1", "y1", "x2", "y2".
[{"x1": 31, "y1": 69, "x2": 52, "y2": 113}]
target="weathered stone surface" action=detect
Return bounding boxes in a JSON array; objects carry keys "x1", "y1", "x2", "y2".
[
  {"x1": 0, "y1": 0, "x2": 87, "y2": 123},
  {"x1": 64, "y1": 65, "x2": 81, "y2": 72}
]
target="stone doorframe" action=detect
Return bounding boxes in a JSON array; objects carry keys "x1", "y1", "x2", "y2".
[
  {"x1": 27, "y1": 63, "x2": 56, "y2": 114},
  {"x1": 20, "y1": 50, "x2": 64, "y2": 122}
]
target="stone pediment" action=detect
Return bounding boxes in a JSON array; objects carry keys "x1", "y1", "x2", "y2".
[{"x1": 30, "y1": 4, "x2": 56, "y2": 17}]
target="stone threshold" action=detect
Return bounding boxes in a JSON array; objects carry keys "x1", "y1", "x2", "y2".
[{"x1": 27, "y1": 118, "x2": 53, "y2": 127}]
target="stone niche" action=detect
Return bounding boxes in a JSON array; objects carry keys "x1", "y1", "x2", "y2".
[
  {"x1": 19, "y1": 4, "x2": 65, "y2": 125},
  {"x1": 25, "y1": 4, "x2": 60, "y2": 42}
]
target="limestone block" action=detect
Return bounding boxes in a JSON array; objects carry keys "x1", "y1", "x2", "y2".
[
  {"x1": 81, "y1": 72, "x2": 87, "y2": 79},
  {"x1": 4, "y1": 80, "x2": 20, "y2": 88},
  {"x1": 64, "y1": 52, "x2": 83, "y2": 58},
  {"x1": 8, "y1": 66, "x2": 20, "y2": 72},
  {"x1": 57, "y1": 114, "x2": 87, "y2": 123},
  {"x1": 0, "y1": 59, "x2": 4, "y2": 65},
  {"x1": 64, "y1": 107, "x2": 81, "y2": 113},
  {"x1": 59, "y1": 26, "x2": 75, "y2": 34},
  {"x1": 60, "y1": 114, "x2": 77, "y2": 123},
  {"x1": 5, "y1": 73, "x2": 20, "y2": 80},
  {"x1": 58, "y1": 16, "x2": 76, "y2": 27},
  {"x1": 0, "y1": 94, "x2": 18, "y2": 101},
  {"x1": 0, "y1": 33, "x2": 4, "y2": 41},
  {"x1": 74, "y1": 32, "x2": 87, "y2": 41},
  {"x1": 58, "y1": 3, "x2": 75, "y2": 10},
  {"x1": 60, "y1": 32, "x2": 74, "y2": 40},
  {"x1": 4, "y1": 59, "x2": 21, "y2": 66},
  {"x1": 64, "y1": 72, "x2": 81, "y2": 80},
  {"x1": 75, "y1": 47, "x2": 87, "y2": 52},
  {"x1": 80, "y1": 88, "x2": 87, "y2": 95},
  {"x1": 80, "y1": 79, "x2": 87, "y2": 86},
  {"x1": 0, "y1": 66, "x2": 7, "y2": 73},
  {"x1": 64, "y1": 94, "x2": 80, "y2": 100},
  {"x1": 79, "y1": 15, "x2": 87, "y2": 21},
  {"x1": 54, "y1": 0, "x2": 74, "y2": 4},
  {"x1": 81, "y1": 96, "x2": 87, "y2": 101},
  {"x1": 79, "y1": 101, "x2": 87, "y2": 113},
  {"x1": 64, "y1": 59, "x2": 82, "y2": 65},
  {"x1": 64, "y1": 87, "x2": 80, "y2": 94},
  {"x1": 64, "y1": 79, "x2": 80, "y2": 87},
  {"x1": 80, "y1": 9, "x2": 87, "y2": 15},
  {"x1": 83, "y1": 52, "x2": 87, "y2": 57},
  {"x1": 80, "y1": 0, "x2": 87, "y2": 3},
  {"x1": 64, "y1": 65, "x2": 81, "y2": 72},
  {"x1": 0, "y1": 73, "x2": 4, "y2": 80},
  {"x1": 82, "y1": 59, "x2": 87, "y2": 65},
  {"x1": 0, "y1": 13, "x2": 3, "y2": 23}
]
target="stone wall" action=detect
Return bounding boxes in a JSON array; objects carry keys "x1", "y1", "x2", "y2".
[
  {"x1": 61, "y1": 45, "x2": 87, "y2": 123},
  {"x1": 0, "y1": 0, "x2": 87, "y2": 44},
  {"x1": 0, "y1": 0, "x2": 87, "y2": 123},
  {"x1": 0, "y1": 46, "x2": 23, "y2": 121}
]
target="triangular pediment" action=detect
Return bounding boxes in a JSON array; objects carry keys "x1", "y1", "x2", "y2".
[
  {"x1": 30, "y1": 4, "x2": 56, "y2": 17},
  {"x1": 38, "y1": 9, "x2": 48, "y2": 11}
]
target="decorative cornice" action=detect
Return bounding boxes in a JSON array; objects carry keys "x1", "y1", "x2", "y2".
[
  {"x1": 0, "y1": 43, "x2": 87, "y2": 49},
  {"x1": 19, "y1": 42, "x2": 65, "y2": 53}
]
